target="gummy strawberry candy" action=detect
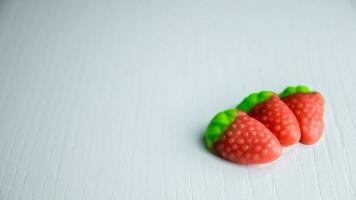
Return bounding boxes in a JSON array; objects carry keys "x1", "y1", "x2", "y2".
[
  {"x1": 205, "y1": 109, "x2": 282, "y2": 165},
  {"x1": 280, "y1": 86, "x2": 325, "y2": 145},
  {"x1": 236, "y1": 91, "x2": 301, "y2": 146}
]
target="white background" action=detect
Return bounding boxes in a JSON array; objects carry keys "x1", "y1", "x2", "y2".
[{"x1": 1, "y1": 0, "x2": 356, "y2": 199}]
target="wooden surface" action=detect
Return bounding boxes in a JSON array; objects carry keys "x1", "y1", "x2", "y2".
[{"x1": 1, "y1": 0, "x2": 356, "y2": 199}]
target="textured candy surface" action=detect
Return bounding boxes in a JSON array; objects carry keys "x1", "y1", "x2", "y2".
[
  {"x1": 205, "y1": 109, "x2": 238, "y2": 150},
  {"x1": 237, "y1": 91, "x2": 301, "y2": 146},
  {"x1": 249, "y1": 95, "x2": 301, "y2": 146},
  {"x1": 211, "y1": 111, "x2": 282, "y2": 165},
  {"x1": 282, "y1": 92, "x2": 324, "y2": 144}
]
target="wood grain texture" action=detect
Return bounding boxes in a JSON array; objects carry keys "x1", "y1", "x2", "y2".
[{"x1": 1, "y1": 0, "x2": 356, "y2": 199}]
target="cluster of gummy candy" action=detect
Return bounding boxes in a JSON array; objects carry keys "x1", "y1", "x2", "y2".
[{"x1": 205, "y1": 86, "x2": 324, "y2": 165}]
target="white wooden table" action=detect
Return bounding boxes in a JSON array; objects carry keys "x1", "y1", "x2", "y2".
[{"x1": 1, "y1": 0, "x2": 356, "y2": 199}]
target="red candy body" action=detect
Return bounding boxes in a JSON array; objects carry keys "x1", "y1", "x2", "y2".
[
  {"x1": 213, "y1": 112, "x2": 282, "y2": 165},
  {"x1": 282, "y1": 93, "x2": 324, "y2": 145},
  {"x1": 249, "y1": 95, "x2": 301, "y2": 146}
]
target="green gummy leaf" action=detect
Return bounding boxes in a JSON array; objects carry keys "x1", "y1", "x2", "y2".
[
  {"x1": 297, "y1": 86, "x2": 310, "y2": 93},
  {"x1": 247, "y1": 94, "x2": 258, "y2": 105},
  {"x1": 236, "y1": 91, "x2": 274, "y2": 113},
  {"x1": 205, "y1": 109, "x2": 238, "y2": 150},
  {"x1": 260, "y1": 91, "x2": 272, "y2": 98},
  {"x1": 279, "y1": 85, "x2": 313, "y2": 98},
  {"x1": 212, "y1": 114, "x2": 230, "y2": 125},
  {"x1": 207, "y1": 125, "x2": 221, "y2": 135},
  {"x1": 225, "y1": 109, "x2": 237, "y2": 117}
]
